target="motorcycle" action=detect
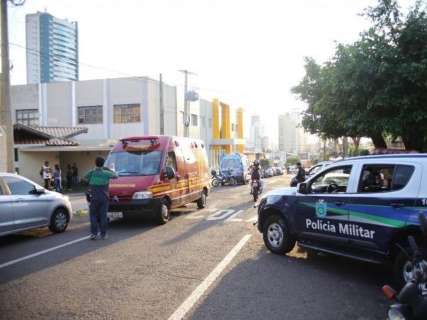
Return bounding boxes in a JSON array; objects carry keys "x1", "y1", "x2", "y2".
[
  {"x1": 251, "y1": 179, "x2": 262, "y2": 202},
  {"x1": 382, "y1": 214, "x2": 427, "y2": 320},
  {"x1": 211, "y1": 170, "x2": 237, "y2": 187}
]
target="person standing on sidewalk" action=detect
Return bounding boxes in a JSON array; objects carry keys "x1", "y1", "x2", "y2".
[
  {"x1": 53, "y1": 164, "x2": 62, "y2": 193},
  {"x1": 71, "y1": 163, "x2": 79, "y2": 187},
  {"x1": 40, "y1": 161, "x2": 52, "y2": 190},
  {"x1": 84, "y1": 157, "x2": 117, "y2": 240},
  {"x1": 66, "y1": 164, "x2": 73, "y2": 190}
]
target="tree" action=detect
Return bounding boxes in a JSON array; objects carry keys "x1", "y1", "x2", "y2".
[{"x1": 292, "y1": 0, "x2": 427, "y2": 151}]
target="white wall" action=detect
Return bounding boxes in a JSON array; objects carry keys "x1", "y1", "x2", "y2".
[
  {"x1": 46, "y1": 82, "x2": 73, "y2": 126},
  {"x1": 10, "y1": 84, "x2": 40, "y2": 124},
  {"x1": 163, "y1": 83, "x2": 177, "y2": 136}
]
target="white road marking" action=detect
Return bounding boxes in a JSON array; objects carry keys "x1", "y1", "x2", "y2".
[
  {"x1": 0, "y1": 235, "x2": 91, "y2": 270},
  {"x1": 206, "y1": 209, "x2": 235, "y2": 221},
  {"x1": 185, "y1": 208, "x2": 217, "y2": 220},
  {"x1": 168, "y1": 234, "x2": 252, "y2": 320},
  {"x1": 225, "y1": 210, "x2": 244, "y2": 222}
]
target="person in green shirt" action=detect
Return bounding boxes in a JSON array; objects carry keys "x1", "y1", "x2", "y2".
[{"x1": 84, "y1": 157, "x2": 118, "y2": 240}]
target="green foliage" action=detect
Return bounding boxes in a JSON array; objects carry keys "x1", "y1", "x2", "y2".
[
  {"x1": 259, "y1": 158, "x2": 272, "y2": 168},
  {"x1": 286, "y1": 155, "x2": 300, "y2": 166},
  {"x1": 292, "y1": 0, "x2": 427, "y2": 151}
]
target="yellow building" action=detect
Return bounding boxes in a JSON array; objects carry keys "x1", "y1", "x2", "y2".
[{"x1": 208, "y1": 99, "x2": 245, "y2": 168}]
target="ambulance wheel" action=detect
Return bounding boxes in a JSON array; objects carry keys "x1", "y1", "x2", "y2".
[
  {"x1": 263, "y1": 215, "x2": 295, "y2": 254},
  {"x1": 197, "y1": 192, "x2": 207, "y2": 209},
  {"x1": 393, "y1": 250, "x2": 414, "y2": 288},
  {"x1": 156, "y1": 202, "x2": 170, "y2": 225}
]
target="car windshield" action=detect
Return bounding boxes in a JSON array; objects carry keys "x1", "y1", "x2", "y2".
[
  {"x1": 105, "y1": 150, "x2": 162, "y2": 176},
  {"x1": 221, "y1": 158, "x2": 241, "y2": 170}
]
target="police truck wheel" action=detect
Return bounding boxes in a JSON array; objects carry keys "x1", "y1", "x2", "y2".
[
  {"x1": 49, "y1": 208, "x2": 69, "y2": 233},
  {"x1": 393, "y1": 250, "x2": 414, "y2": 288},
  {"x1": 197, "y1": 192, "x2": 207, "y2": 209},
  {"x1": 156, "y1": 202, "x2": 170, "y2": 225},
  {"x1": 263, "y1": 215, "x2": 295, "y2": 254}
]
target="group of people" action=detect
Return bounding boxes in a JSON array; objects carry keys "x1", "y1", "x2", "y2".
[{"x1": 39, "y1": 162, "x2": 79, "y2": 193}]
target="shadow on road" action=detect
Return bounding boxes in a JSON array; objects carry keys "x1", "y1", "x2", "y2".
[
  {"x1": 190, "y1": 246, "x2": 389, "y2": 320},
  {"x1": 0, "y1": 215, "x2": 158, "y2": 285}
]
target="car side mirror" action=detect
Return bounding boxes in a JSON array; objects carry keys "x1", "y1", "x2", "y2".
[
  {"x1": 298, "y1": 182, "x2": 308, "y2": 194},
  {"x1": 164, "y1": 166, "x2": 176, "y2": 180},
  {"x1": 31, "y1": 186, "x2": 45, "y2": 195}
]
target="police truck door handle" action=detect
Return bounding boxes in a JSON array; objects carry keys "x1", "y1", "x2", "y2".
[
  {"x1": 391, "y1": 202, "x2": 404, "y2": 208},
  {"x1": 335, "y1": 201, "x2": 344, "y2": 206}
]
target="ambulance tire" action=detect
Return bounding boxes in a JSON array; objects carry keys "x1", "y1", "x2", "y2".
[
  {"x1": 155, "y1": 201, "x2": 170, "y2": 225},
  {"x1": 197, "y1": 192, "x2": 207, "y2": 209},
  {"x1": 263, "y1": 214, "x2": 295, "y2": 255}
]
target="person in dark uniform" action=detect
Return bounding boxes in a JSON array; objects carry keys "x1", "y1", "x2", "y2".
[
  {"x1": 84, "y1": 157, "x2": 117, "y2": 240},
  {"x1": 295, "y1": 162, "x2": 306, "y2": 183}
]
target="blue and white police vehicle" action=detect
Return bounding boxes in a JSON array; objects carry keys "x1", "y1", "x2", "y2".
[{"x1": 257, "y1": 154, "x2": 427, "y2": 286}]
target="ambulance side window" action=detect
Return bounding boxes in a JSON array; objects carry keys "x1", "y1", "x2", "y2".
[{"x1": 166, "y1": 152, "x2": 177, "y2": 171}]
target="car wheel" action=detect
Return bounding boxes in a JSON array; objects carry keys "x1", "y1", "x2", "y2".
[
  {"x1": 394, "y1": 250, "x2": 414, "y2": 288},
  {"x1": 156, "y1": 202, "x2": 170, "y2": 225},
  {"x1": 263, "y1": 215, "x2": 295, "y2": 254},
  {"x1": 49, "y1": 208, "x2": 69, "y2": 233},
  {"x1": 197, "y1": 192, "x2": 207, "y2": 209}
]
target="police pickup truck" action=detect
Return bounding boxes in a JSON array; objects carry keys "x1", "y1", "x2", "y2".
[{"x1": 257, "y1": 154, "x2": 427, "y2": 286}]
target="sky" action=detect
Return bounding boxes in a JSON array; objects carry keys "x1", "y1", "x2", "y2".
[{"x1": 8, "y1": 0, "x2": 414, "y2": 144}]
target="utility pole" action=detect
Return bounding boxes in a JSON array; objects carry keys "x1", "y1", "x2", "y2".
[
  {"x1": 0, "y1": 0, "x2": 14, "y2": 172},
  {"x1": 159, "y1": 73, "x2": 164, "y2": 135},
  {"x1": 178, "y1": 70, "x2": 196, "y2": 137}
]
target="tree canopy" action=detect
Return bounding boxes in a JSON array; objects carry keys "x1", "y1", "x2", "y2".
[{"x1": 292, "y1": 0, "x2": 427, "y2": 151}]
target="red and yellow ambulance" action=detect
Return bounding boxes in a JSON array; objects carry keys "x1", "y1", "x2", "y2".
[{"x1": 105, "y1": 135, "x2": 210, "y2": 224}]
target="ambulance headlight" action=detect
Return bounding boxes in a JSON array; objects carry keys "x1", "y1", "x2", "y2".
[
  {"x1": 133, "y1": 191, "x2": 153, "y2": 200},
  {"x1": 388, "y1": 308, "x2": 406, "y2": 320}
]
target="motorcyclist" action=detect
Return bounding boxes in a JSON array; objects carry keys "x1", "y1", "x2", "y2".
[
  {"x1": 251, "y1": 160, "x2": 261, "y2": 181},
  {"x1": 251, "y1": 161, "x2": 262, "y2": 204}
]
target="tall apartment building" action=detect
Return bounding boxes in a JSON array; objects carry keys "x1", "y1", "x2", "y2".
[
  {"x1": 278, "y1": 113, "x2": 297, "y2": 153},
  {"x1": 249, "y1": 115, "x2": 263, "y2": 153},
  {"x1": 26, "y1": 12, "x2": 79, "y2": 84}
]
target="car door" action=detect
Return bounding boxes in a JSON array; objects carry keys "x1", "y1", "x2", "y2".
[
  {"x1": 295, "y1": 165, "x2": 353, "y2": 247},
  {"x1": 3, "y1": 176, "x2": 50, "y2": 230},
  {"x1": 0, "y1": 177, "x2": 16, "y2": 235},
  {"x1": 164, "y1": 150, "x2": 181, "y2": 207},
  {"x1": 346, "y1": 163, "x2": 419, "y2": 253}
]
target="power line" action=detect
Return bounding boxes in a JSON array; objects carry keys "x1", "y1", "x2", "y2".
[{"x1": 9, "y1": 41, "x2": 245, "y2": 99}]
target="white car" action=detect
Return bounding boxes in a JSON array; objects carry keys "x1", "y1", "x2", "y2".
[
  {"x1": 0, "y1": 173, "x2": 73, "y2": 236},
  {"x1": 306, "y1": 161, "x2": 333, "y2": 177}
]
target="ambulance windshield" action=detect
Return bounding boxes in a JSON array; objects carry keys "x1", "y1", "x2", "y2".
[{"x1": 106, "y1": 150, "x2": 162, "y2": 176}]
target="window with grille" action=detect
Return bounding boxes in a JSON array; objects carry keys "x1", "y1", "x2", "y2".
[
  {"x1": 113, "y1": 104, "x2": 141, "y2": 123},
  {"x1": 16, "y1": 109, "x2": 39, "y2": 126},
  {"x1": 77, "y1": 105, "x2": 103, "y2": 124}
]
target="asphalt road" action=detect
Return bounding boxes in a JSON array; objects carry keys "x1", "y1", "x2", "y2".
[{"x1": 0, "y1": 175, "x2": 389, "y2": 320}]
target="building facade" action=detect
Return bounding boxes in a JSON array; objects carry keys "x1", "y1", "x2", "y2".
[
  {"x1": 278, "y1": 113, "x2": 297, "y2": 153},
  {"x1": 10, "y1": 77, "x2": 177, "y2": 183},
  {"x1": 26, "y1": 12, "x2": 79, "y2": 84}
]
